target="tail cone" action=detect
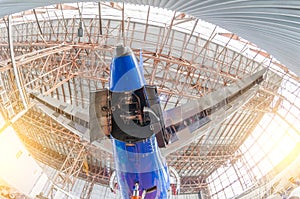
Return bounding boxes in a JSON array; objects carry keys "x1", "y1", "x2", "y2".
[{"x1": 110, "y1": 45, "x2": 146, "y2": 92}]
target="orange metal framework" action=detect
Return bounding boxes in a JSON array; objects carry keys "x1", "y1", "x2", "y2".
[{"x1": 0, "y1": 3, "x2": 297, "y2": 197}]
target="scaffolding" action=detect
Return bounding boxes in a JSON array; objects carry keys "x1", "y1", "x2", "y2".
[{"x1": 0, "y1": 2, "x2": 299, "y2": 199}]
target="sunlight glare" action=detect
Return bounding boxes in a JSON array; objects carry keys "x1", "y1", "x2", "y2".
[{"x1": 0, "y1": 126, "x2": 46, "y2": 197}]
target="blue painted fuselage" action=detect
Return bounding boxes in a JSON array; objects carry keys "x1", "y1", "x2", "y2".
[{"x1": 109, "y1": 45, "x2": 170, "y2": 199}]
